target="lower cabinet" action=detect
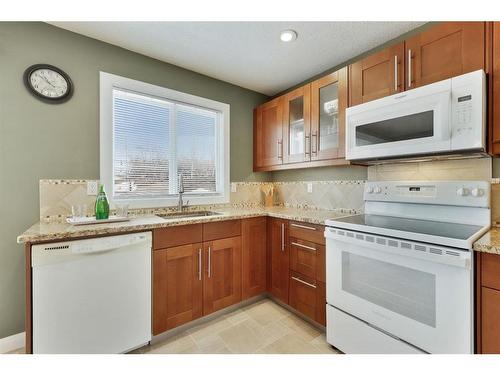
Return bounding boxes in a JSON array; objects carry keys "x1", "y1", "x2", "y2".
[
  {"x1": 242, "y1": 217, "x2": 267, "y2": 299},
  {"x1": 477, "y1": 252, "x2": 500, "y2": 353},
  {"x1": 152, "y1": 243, "x2": 203, "y2": 335},
  {"x1": 268, "y1": 218, "x2": 290, "y2": 304},
  {"x1": 203, "y1": 236, "x2": 242, "y2": 315}
]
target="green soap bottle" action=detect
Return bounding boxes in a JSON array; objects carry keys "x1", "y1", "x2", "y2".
[{"x1": 95, "y1": 184, "x2": 110, "y2": 220}]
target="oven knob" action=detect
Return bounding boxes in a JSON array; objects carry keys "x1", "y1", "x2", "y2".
[
  {"x1": 456, "y1": 187, "x2": 470, "y2": 197},
  {"x1": 366, "y1": 186, "x2": 374, "y2": 194},
  {"x1": 471, "y1": 188, "x2": 484, "y2": 197},
  {"x1": 374, "y1": 186, "x2": 382, "y2": 194}
]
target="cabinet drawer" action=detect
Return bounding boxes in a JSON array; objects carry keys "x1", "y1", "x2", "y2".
[
  {"x1": 289, "y1": 271, "x2": 318, "y2": 322},
  {"x1": 203, "y1": 220, "x2": 241, "y2": 241},
  {"x1": 290, "y1": 238, "x2": 318, "y2": 279},
  {"x1": 289, "y1": 221, "x2": 325, "y2": 245},
  {"x1": 153, "y1": 224, "x2": 202, "y2": 250},
  {"x1": 481, "y1": 253, "x2": 500, "y2": 290}
]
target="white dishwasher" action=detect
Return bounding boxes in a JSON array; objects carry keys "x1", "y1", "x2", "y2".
[{"x1": 32, "y1": 232, "x2": 152, "y2": 354}]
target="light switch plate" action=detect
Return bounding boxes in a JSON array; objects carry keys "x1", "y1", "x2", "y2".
[
  {"x1": 87, "y1": 181, "x2": 98, "y2": 196},
  {"x1": 307, "y1": 182, "x2": 313, "y2": 193},
  {"x1": 231, "y1": 183, "x2": 237, "y2": 193}
]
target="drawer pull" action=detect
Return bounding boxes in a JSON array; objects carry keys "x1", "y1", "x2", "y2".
[
  {"x1": 290, "y1": 223, "x2": 317, "y2": 231},
  {"x1": 292, "y1": 276, "x2": 317, "y2": 289},
  {"x1": 291, "y1": 241, "x2": 316, "y2": 251}
]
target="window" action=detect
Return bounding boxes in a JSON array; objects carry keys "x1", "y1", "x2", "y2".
[{"x1": 100, "y1": 72, "x2": 230, "y2": 208}]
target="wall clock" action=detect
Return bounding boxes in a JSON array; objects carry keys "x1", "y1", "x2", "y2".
[{"x1": 23, "y1": 64, "x2": 73, "y2": 104}]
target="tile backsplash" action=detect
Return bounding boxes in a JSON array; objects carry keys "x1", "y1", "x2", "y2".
[{"x1": 39, "y1": 179, "x2": 366, "y2": 220}]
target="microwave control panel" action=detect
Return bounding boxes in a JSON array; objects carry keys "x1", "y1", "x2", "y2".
[{"x1": 450, "y1": 70, "x2": 485, "y2": 150}]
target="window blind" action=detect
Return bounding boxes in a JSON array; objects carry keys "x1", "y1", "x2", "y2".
[{"x1": 112, "y1": 88, "x2": 219, "y2": 200}]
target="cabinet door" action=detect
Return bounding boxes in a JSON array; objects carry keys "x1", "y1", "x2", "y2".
[
  {"x1": 268, "y1": 218, "x2": 290, "y2": 303},
  {"x1": 311, "y1": 67, "x2": 349, "y2": 160},
  {"x1": 481, "y1": 287, "x2": 500, "y2": 353},
  {"x1": 283, "y1": 85, "x2": 311, "y2": 164},
  {"x1": 349, "y1": 43, "x2": 404, "y2": 106},
  {"x1": 152, "y1": 244, "x2": 203, "y2": 335},
  {"x1": 203, "y1": 236, "x2": 242, "y2": 315},
  {"x1": 289, "y1": 271, "x2": 318, "y2": 322},
  {"x1": 491, "y1": 22, "x2": 500, "y2": 153},
  {"x1": 405, "y1": 22, "x2": 485, "y2": 89},
  {"x1": 254, "y1": 97, "x2": 283, "y2": 169},
  {"x1": 242, "y1": 217, "x2": 267, "y2": 300}
]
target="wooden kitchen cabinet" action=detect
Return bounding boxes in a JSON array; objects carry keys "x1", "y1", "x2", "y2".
[
  {"x1": 282, "y1": 84, "x2": 311, "y2": 164},
  {"x1": 476, "y1": 252, "x2": 500, "y2": 353},
  {"x1": 405, "y1": 22, "x2": 485, "y2": 89},
  {"x1": 203, "y1": 236, "x2": 242, "y2": 315},
  {"x1": 254, "y1": 97, "x2": 283, "y2": 169},
  {"x1": 490, "y1": 22, "x2": 500, "y2": 154},
  {"x1": 153, "y1": 243, "x2": 203, "y2": 334},
  {"x1": 268, "y1": 218, "x2": 290, "y2": 304},
  {"x1": 289, "y1": 272, "x2": 326, "y2": 325},
  {"x1": 349, "y1": 42, "x2": 405, "y2": 106},
  {"x1": 311, "y1": 67, "x2": 348, "y2": 160},
  {"x1": 242, "y1": 217, "x2": 267, "y2": 300},
  {"x1": 481, "y1": 286, "x2": 500, "y2": 353}
]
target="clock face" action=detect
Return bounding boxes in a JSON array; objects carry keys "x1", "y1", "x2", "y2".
[{"x1": 24, "y1": 64, "x2": 73, "y2": 103}]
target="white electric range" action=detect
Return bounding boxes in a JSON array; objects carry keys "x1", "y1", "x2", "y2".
[{"x1": 324, "y1": 180, "x2": 490, "y2": 354}]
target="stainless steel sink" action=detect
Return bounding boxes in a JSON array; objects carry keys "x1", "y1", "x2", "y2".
[{"x1": 157, "y1": 211, "x2": 222, "y2": 220}]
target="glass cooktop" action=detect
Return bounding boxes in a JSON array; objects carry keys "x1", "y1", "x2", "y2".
[{"x1": 329, "y1": 214, "x2": 483, "y2": 241}]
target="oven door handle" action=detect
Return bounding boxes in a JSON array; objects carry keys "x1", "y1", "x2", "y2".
[{"x1": 325, "y1": 227, "x2": 472, "y2": 269}]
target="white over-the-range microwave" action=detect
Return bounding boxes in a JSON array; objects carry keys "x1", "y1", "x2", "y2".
[{"x1": 345, "y1": 70, "x2": 486, "y2": 162}]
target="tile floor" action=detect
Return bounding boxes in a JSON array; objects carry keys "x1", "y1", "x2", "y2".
[
  {"x1": 132, "y1": 299, "x2": 340, "y2": 354},
  {"x1": 6, "y1": 299, "x2": 340, "y2": 354}
]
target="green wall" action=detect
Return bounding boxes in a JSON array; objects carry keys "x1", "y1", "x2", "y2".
[{"x1": 0, "y1": 22, "x2": 268, "y2": 339}]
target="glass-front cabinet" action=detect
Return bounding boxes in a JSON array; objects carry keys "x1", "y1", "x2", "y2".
[
  {"x1": 283, "y1": 85, "x2": 311, "y2": 164},
  {"x1": 311, "y1": 67, "x2": 348, "y2": 160}
]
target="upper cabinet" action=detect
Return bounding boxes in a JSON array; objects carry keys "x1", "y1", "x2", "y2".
[
  {"x1": 490, "y1": 22, "x2": 500, "y2": 155},
  {"x1": 254, "y1": 22, "x2": 490, "y2": 170},
  {"x1": 254, "y1": 97, "x2": 283, "y2": 169},
  {"x1": 311, "y1": 67, "x2": 348, "y2": 160},
  {"x1": 405, "y1": 22, "x2": 485, "y2": 89},
  {"x1": 349, "y1": 42, "x2": 405, "y2": 106},
  {"x1": 283, "y1": 85, "x2": 311, "y2": 164}
]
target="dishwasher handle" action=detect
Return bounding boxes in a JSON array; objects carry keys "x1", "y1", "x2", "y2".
[{"x1": 70, "y1": 233, "x2": 150, "y2": 254}]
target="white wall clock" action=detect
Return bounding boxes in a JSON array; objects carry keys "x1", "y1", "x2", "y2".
[{"x1": 23, "y1": 64, "x2": 73, "y2": 104}]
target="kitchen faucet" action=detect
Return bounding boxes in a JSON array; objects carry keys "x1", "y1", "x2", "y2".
[{"x1": 178, "y1": 174, "x2": 189, "y2": 212}]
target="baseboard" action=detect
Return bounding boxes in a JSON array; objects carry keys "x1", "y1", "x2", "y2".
[{"x1": 0, "y1": 332, "x2": 25, "y2": 354}]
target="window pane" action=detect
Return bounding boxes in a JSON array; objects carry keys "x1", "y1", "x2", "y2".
[
  {"x1": 113, "y1": 89, "x2": 171, "y2": 198},
  {"x1": 176, "y1": 104, "x2": 217, "y2": 194}
]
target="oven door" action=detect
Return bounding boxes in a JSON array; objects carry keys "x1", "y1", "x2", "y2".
[
  {"x1": 325, "y1": 227, "x2": 473, "y2": 354},
  {"x1": 346, "y1": 79, "x2": 452, "y2": 160}
]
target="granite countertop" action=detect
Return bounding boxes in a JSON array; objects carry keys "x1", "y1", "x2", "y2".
[
  {"x1": 18, "y1": 206, "x2": 354, "y2": 244},
  {"x1": 473, "y1": 227, "x2": 500, "y2": 255}
]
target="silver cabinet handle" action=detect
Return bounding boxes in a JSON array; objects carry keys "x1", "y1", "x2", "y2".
[
  {"x1": 277, "y1": 140, "x2": 281, "y2": 159},
  {"x1": 208, "y1": 246, "x2": 211, "y2": 278},
  {"x1": 394, "y1": 55, "x2": 398, "y2": 92},
  {"x1": 305, "y1": 134, "x2": 311, "y2": 156},
  {"x1": 311, "y1": 132, "x2": 317, "y2": 155},
  {"x1": 292, "y1": 276, "x2": 317, "y2": 289},
  {"x1": 407, "y1": 49, "x2": 412, "y2": 88},
  {"x1": 290, "y1": 223, "x2": 317, "y2": 231},
  {"x1": 291, "y1": 241, "x2": 317, "y2": 252},
  {"x1": 198, "y1": 248, "x2": 202, "y2": 281},
  {"x1": 281, "y1": 223, "x2": 285, "y2": 252}
]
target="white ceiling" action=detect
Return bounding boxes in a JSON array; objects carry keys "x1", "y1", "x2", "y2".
[{"x1": 50, "y1": 22, "x2": 425, "y2": 96}]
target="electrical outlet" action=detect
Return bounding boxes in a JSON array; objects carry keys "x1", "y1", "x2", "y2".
[
  {"x1": 87, "y1": 181, "x2": 98, "y2": 196},
  {"x1": 231, "y1": 183, "x2": 237, "y2": 193},
  {"x1": 307, "y1": 182, "x2": 313, "y2": 193}
]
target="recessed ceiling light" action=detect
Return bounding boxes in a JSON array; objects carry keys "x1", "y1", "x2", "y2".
[{"x1": 280, "y1": 30, "x2": 298, "y2": 43}]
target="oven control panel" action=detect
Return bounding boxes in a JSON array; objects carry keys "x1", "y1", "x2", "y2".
[{"x1": 364, "y1": 181, "x2": 490, "y2": 207}]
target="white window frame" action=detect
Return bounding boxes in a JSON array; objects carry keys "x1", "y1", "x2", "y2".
[{"x1": 100, "y1": 72, "x2": 230, "y2": 209}]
